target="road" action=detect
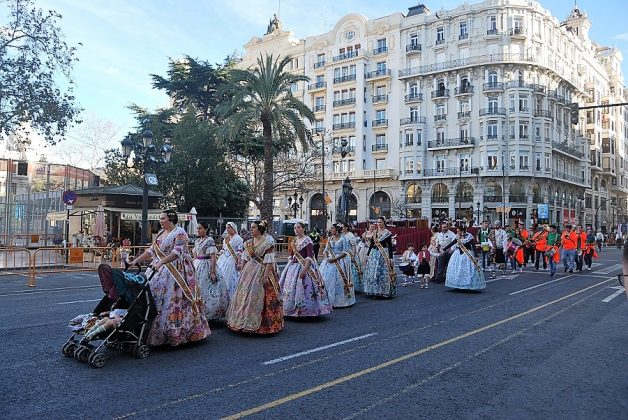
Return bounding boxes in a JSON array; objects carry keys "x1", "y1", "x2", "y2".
[{"x1": 0, "y1": 248, "x2": 626, "y2": 419}]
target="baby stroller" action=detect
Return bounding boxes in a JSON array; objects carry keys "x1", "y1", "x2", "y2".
[{"x1": 62, "y1": 264, "x2": 156, "y2": 368}]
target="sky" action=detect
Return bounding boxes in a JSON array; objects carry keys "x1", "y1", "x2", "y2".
[{"x1": 29, "y1": 0, "x2": 628, "y2": 166}]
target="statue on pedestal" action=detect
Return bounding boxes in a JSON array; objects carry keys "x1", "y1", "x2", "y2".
[{"x1": 266, "y1": 13, "x2": 282, "y2": 34}]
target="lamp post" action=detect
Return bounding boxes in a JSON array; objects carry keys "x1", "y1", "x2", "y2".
[
  {"x1": 476, "y1": 201, "x2": 481, "y2": 225},
  {"x1": 121, "y1": 130, "x2": 172, "y2": 245},
  {"x1": 341, "y1": 176, "x2": 353, "y2": 224},
  {"x1": 287, "y1": 191, "x2": 303, "y2": 219}
]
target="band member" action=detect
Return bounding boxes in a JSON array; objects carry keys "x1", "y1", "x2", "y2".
[
  {"x1": 433, "y1": 222, "x2": 456, "y2": 283},
  {"x1": 445, "y1": 225, "x2": 486, "y2": 290},
  {"x1": 518, "y1": 222, "x2": 531, "y2": 266},
  {"x1": 506, "y1": 234, "x2": 524, "y2": 273},
  {"x1": 560, "y1": 224, "x2": 578, "y2": 273},
  {"x1": 400, "y1": 243, "x2": 418, "y2": 286},
  {"x1": 583, "y1": 226, "x2": 598, "y2": 271},
  {"x1": 546, "y1": 225, "x2": 560, "y2": 277},
  {"x1": 476, "y1": 221, "x2": 491, "y2": 270},
  {"x1": 490, "y1": 220, "x2": 508, "y2": 279},
  {"x1": 532, "y1": 226, "x2": 549, "y2": 271},
  {"x1": 575, "y1": 225, "x2": 587, "y2": 272}
]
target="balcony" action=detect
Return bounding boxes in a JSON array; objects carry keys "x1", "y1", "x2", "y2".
[
  {"x1": 308, "y1": 81, "x2": 327, "y2": 91},
  {"x1": 552, "y1": 170, "x2": 586, "y2": 185},
  {"x1": 534, "y1": 109, "x2": 553, "y2": 119},
  {"x1": 479, "y1": 107, "x2": 506, "y2": 116},
  {"x1": 454, "y1": 85, "x2": 474, "y2": 96},
  {"x1": 332, "y1": 98, "x2": 356, "y2": 107},
  {"x1": 434, "y1": 114, "x2": 447, "y2": 122},
  {"x1": 531, "y1": 84, "x2": 546, "y2": 94},
  {"x1": 424, "y1": 168, "x2": 459, "y2": 177},
  {"x1": 313, "y1": 126, "x2": 325, "y2": 134},
  {"x1": 405, "y1": 43, "x2": 422, "y2": 53},
  {"x1": 372, "y1": 144, "x2": 388, "y2": 152},
  {"x1": 371, "y1": 119, "x2": 388, "y2": 128},
  {"x1": 313, "y1": 61, "x2": 326, "y2": 69},
  {"x1": 552, "y1": 141, "x2": 584, "y2": 159},
  {"x1": 458, "y1": 33, "x2": 469, "y2": 41},
  {"x1": 483, "y1": 82, "x2": 504, "y2": 92},
  {"x1": 333, "y1": 74, "x2": 356, "y2": 84},
  {"x1": 372, "y1": 46, "x2": 388, "y2": 55},
  {"x1": 332, "y1": 122, "x2": 355, "y2": 130},
  {"x1": 365, "y1": 68, "x2": 391, "y2": 80},
  {"x1": 484, "y1": 195, "x2": 502, "y2": 203},
  {"x1": 372, "y1": 94, "x2": 388, "y2": 104},
  {"x1": 405, "y1": 93, "x2": 423, "y2": 103},
  {"x1": 547, "y1": 91, "x2": 565, "y2": 103},
  {"x1": 435, "y1": 38, "x2": 446, "y2": 46},
  {"x1": 329, "y1": 171, "x2": 356, "y2": 181},
  {"x1": 505, "y1": 80, "x2": 532, "y2": 90},
  {"x1": 457, "y1": 111, "x2": 471, "y2": 119},
  {"x1": 400, "y1": 116, "x2": 426, "y2": 126},
  {"x1": 508, "y1": 27, "x2": 526, "y2": 38},
  {"x1": 427, "y1": 137, "x2": 476, "y2": 150},
  {"x1": 486, "y1": 28, "x2": 499, "y2": 36},
  {"x1": 332, "y1": 50, "x2": 359, "y2": 62},
  {"x1": 509, "y1": 195, "x2": 527, "y2": 203},
  {"x1": 431, "y1": 89, "x2": 450, "y2": 99},
  {"x1": 314, "y1": 104, "x2": 326, "y2": 112},
  {"x1": 332, "y1": 146, "x2": 355, "y2": 156},
  {"x1": 484, "y1": 134, "x2": 499, "y2": 141},
  {"x1": 362, "y1": 169, "x2": 395, "y2": 179}
]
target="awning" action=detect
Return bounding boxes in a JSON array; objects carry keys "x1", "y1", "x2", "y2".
[{"x1": 46, "y1": 207, "x2": 190, "y2": 221}]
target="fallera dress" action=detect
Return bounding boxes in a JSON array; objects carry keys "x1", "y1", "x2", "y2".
[
  {"x1": 226, "y1": 236, "x2": 284, "y2": 334},
  {"x1": 445, "y1": 233, "x2": 486, "y2": 290},
  {"x1": 343, "y1": 232, "x2": 363, "y2": 293},
  {"x1": 193, "y1": 236, "x2": 229, "y2": 321},
  {"x1": 216, "y1": 234, "x2": 244, "y2": 300},
  {"x1": 319, "y1": 235, "x2": 355, "y2": 308},
  {"x1": 146, "y1": 227, "x2": 211, "y2": 346},
  {"x1": 363, "y1": 229, "x2": 397, "y2": 298},
  {"x1": 279, "y1": 236, "x2": 332, "y2": 317}
]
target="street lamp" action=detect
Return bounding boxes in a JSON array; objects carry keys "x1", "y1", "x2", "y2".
[
  {"x1": 476, "y1": 201, "x2": 481, "y2": 225},
  {"x1": 287, "y1": 191, "x2": 303, "y2": 219},
  {"x1": 121, "y1": 130, "x2": 172, "y2": 244},
  {"x1": 341, "y1": 176, "x2": 353, "y2": 224}
]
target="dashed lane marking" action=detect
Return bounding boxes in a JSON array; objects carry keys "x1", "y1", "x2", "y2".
[{"x1": 601, "y1": 286, "x2": 625, "y2": 303}]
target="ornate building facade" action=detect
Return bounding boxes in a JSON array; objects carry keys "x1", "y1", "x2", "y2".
[{"x1": 238, "y1": 0, "x2": 626, "y2": 232}]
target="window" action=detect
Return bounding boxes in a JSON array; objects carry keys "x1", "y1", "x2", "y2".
[
  {"x1": 416, "y1": 161, "x2": 422, "y2": 173},
  {"x1": 409, "y1": 82, "x2": 418, "y2": 96},
  {"x1": 410, "y1": 107, "x2": 419, "y2": 121},
  {"x1": 459, "y1": 155, "x2": 470, "y2": 172},
  {"x1": 545, "y1": 153, "x2": 551, "y2": 170},
  {"x1": 519, "y1": 96, "x2": 528, "y2": 112},
  {"x1": 375, "y1": 85, "x2": 386, "y2": 96},
  {"x1": 416, "y1": 130, "x2": 422, "y2": 145},
  {"x1": 488, "y1": 15, "x2": 497, "y2": 32},
  {"x1": 459, "y1": 21, "x2": 468, "y2": 39},
  {"x1": 459, "y1": 101, "x2": 470, "y2": 113},
  {"x1": 377, "y1": 38, "x2": 387, "y2": 50},
  {"x1": 460, "y1": 127, "x2": 469, "y2": 140},
  {"x1": 535, "y1": 152, "x2": 542, "y2": 171},
  {"x1": 375, "y1": 134, "x2": 386, "y2": 146},
  {"x1": 405, "y1": 132, "x2": 414, "y2": 146},
  {"x1": 316, "y1": 53, "x2": 325, "y2": 64},
  {"x1": 375, "y1": 109, "x2": 386, "y2": 120},
  {"x1": 519, "y1": 124, "x2": 529, "y2": 139},
  {"x1": 488, "y1": 71, "x2": 498, "y2": 85},
  {"x1": 436, "y1": 104, "x2": 446, "y2": 116},
  {"x1": 375, "y1": 159, "x2": 386, "y2": 170},
  {"x1": 316, "y1": 75, "x2": 324, "y2": 84},
  {"x1": 436, "y1": 27, "x2": 445, "y2": 44},
  {"x1": 519, "y1": 154, "x2": 529, "y2": 169},
  {"x1": 376, "y1": 61, "x2": 387, "y2": 71},
  {"x1": 488, "y1": 97, "x2": 498, "y2": 112},
  {"x1": 348, "y1": 160, "x2": 355, "y2": 172},
  {"x1": 510, "y1": 154, "x2": 516, "y2": 170},
  {"x1": 405, "y1": 159, "x2": 414, "y2": 173},
  {"x1": 488, "y1": 155, "x2": 498, "y2": 170},
  {"x1": 410, "y1": 32, "x2": 418, "y2": 46},
  {"x1": 487, "y1": 121, "x2": 498, "y2": 139},
  {"x1": 436, "y1": 129, "x2": 445, "y2": 141},
  {"x1": 436, "y1": 155, "x2": 446, "y2": 171}
]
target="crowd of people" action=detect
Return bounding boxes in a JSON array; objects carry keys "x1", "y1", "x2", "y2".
[{"x1": 125, "y1": 209, "x2": 612, "y2": 347}]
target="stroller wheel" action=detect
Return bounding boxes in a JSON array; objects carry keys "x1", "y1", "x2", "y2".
[
  {"x1": 88, "y1": 352, "x2": 107, "y2": 369},
  {"x1": 135, "y1": 345, "x2": 150, "y2": 359},
  {"x1": 62, "y1": 342, "x2": 77, "y2": 357},
  {"x1": 74, "y1": 347, "x2": 90, "y2": 363}
]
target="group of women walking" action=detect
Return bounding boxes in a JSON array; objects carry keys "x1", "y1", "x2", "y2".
[{"x1": 131, "y1": 211, "x2": 400, "y2": 346}]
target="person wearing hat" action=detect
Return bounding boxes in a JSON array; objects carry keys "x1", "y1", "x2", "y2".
[{"x1": 560, "y1": 224, "x2": 578, "y2": 273}]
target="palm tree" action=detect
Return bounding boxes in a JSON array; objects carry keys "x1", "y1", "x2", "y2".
[{"x1": 218, "y1": 54, "x2": 315, "y2": 224}]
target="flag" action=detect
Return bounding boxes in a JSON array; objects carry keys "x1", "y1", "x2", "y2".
[{"x1": 324, "y1": 194, "x2": 332, "y2": 205}]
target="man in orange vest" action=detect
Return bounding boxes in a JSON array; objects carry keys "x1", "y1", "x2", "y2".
[
  {"x1": 574, "y1": 225, "x2": 587, "y2": 272},
  {"x1": 560, "y1": 224, "x2": 578, "y2": 273},
  {"x1": 518, "y1": 222, "x2": 531, "y2": 266},
  {"x1": 532, "y1": 225, "x2": 549, "y2": 271}
]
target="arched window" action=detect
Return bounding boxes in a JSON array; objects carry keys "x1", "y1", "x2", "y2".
[
  {"x1": 309, "y1": 193, "x2": 325, "y2": 232},
  {"x1": 369, "y1": 191, "x2": 391, "y2": 219},
  {"x1": 336, "y1": 193, "x2": 358, "y2": 223},
  {"x1": 432, "y1": 183, "x2": 449, "y2": 203},
  {"x1": 409, "y1": 82, "x2": 418, "y2": 96},
  {"x1": 406, "y1": 183, "x2": 422, "y2": 204},
  {"x1": 488, "y1": 70, "x2": 498, "y2": 85},
  {"x1": 485, "y1": 182, "x2": 502, "y2": 202},
  {"x1": 509, "y1": 182, "x2": 526, "y2": 203},
  {"x1": 456, "y1": 182, "x2": 474, "y2": 202},
  {"x1": 532, "y1": 183, "x2": 542, "y2": 203}
]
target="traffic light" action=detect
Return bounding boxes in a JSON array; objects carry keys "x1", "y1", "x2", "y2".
[
  {"x1": 340, "y1": 138, "x2": 348, "y2": 158},
  {"x1": 570, "y1": 102, "x2": 579, "y2": 125}
]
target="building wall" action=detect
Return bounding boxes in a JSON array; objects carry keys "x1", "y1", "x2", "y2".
[{"x1": 238, "y1": 0, "x2": 626, "y2": 231}]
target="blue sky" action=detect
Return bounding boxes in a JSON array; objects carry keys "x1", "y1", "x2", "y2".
[{"x1": 34, "y1": 0, "x2": 628, "y2": 164}]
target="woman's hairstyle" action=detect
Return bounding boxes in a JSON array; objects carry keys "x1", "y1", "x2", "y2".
[
  {"x1": 226, "y1": 221, "x2": 237, "y2": 232},
  {"x1": 408, "y1": 243, "x2": 415, "y2": 248},
  {"x1": 377, "y1": 216, "x2": 386, "y2": 223},
  {"x1": 198, "y1": 221, "x2": 209, "y2": 231},
  {"x1": 342, "y1": 222, "x2": 352, "y2": 231},
  {"x1": 164, "y1": 209, "x2": 178, "y2": 224},
  {"x1": 294, "y1": 221, "x2": 305, "y2": 229},
  {"x1": 252, "y1": 220, "x2": 267, "y2": 234}
]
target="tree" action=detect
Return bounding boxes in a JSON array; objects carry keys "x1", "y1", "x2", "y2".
[
  {"x1": 56, "y1": 116, "x2": 121, "y2": 170},
  {"x1": 0, "y1": 0, "x2": 81, "y2": 145},
  {"x1": 218, "y1": 54, "x2": 315, "y2": 224}
]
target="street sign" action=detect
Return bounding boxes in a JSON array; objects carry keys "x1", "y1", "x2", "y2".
[
  {"x1": 62, "y1": 190, "x2": 77, "y2": 205},
  {"x1": 145, "y1": 173, "x2": 158, "y2": 186}
]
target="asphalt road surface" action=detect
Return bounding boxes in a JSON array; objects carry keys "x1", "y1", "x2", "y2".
[{"x1": 1, "y1": 247, "x2": 626, "y2": 419}]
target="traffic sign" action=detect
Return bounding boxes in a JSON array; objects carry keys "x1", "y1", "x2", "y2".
[{"x1": 62, "y1": 190, "x2": 77, "y2": 205}]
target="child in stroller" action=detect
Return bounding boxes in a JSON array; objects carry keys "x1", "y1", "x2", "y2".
[{"x1": 62, "y1": 264, "x2": 156, "y2": 368}]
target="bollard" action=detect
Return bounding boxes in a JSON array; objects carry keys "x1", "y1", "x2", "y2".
[{"x1": 27, "y1": 252, "x2": 36, "y2": 287}]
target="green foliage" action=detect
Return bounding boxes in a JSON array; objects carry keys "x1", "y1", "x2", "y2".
[{"x1": 0, "y1": 0, "x2": 81, "y2": 144}]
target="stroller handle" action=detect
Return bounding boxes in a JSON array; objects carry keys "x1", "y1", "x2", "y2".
[{"x1": 124, "y1": 261, "x2": 143, "y2": 274}]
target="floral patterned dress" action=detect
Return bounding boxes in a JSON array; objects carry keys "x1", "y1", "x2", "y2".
[
  {"x1": 146, "y1": 227, "x2": 211, "y2": 346},
  {"x1": 343, "y1": 232, "x2": 363, "y2": 293},
  {"x1": 279, "y1": 236, "x2": 332, "y2": 317},
  {"x1": 193, "y1": 236, "x2": 229, "y2": 321},
  {"x1": 319, "y1": 235, "x2": 355, "y2": 308},
  {"x1": 217, "y1": 234, "x2": 243, "y2": 300},
  {"x1": 363, "y1": 229, "x2": 397, "y2": 298},
  {"x1": 226, "y1": 236, "x2": 284, "y2": 334}
]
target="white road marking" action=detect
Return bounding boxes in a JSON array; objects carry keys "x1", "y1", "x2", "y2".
[
  {"x1": 486, "y1": 274, "x2": 519, "y2": 283},
  {"x1": 261, "y1": 333, "x2": 378, "y2": 366},
  {"x1": 602, "y1": 286, "x2": 625, "y2": 303},
  {"x1": 508, "y1": 274, "x2": 576, "y2": 295},
  {"x1": 595, "y1": 264, "x2": 622, "y2": 275},
  {"x1": 0, "y1": 285, "x2": 101, "y2": 297},
  {"x1": 57, "y1": 298, "x2": 101, "y2": 305}
]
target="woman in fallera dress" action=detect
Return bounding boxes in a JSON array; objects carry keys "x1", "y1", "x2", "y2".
[
  {"x1": 341, "y1": 222, "x2": 363, "y2": 294},
  {"x1": 193, "y1": 221, "x2": 229, "y2": 321},
  {"x1": 445, "y1": 225, "x2": 486, "y2": 291},
  {"x1": 279, "y1": 222, "x2": 332, "y2": 317},
  {"x1": 216, "y1": 222, "x2": 244, "y2": 300},
  {"x1": 319, "y1": 224, "x2": 355, "y2": 308},
  {"x1": 130, "y1": 210, "x2": 210, "y2": 346},
  {"x1": 363, "y1": 217, "x2": 397, "y2": 298},
  {"x1": 226, "y1": 220, "x2": 284, "y2": 334}
]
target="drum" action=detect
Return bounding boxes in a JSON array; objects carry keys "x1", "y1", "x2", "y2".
[
  {"x1": 512, "y1": 238, "x2": 523, "y2": 247},
  {"x1": 481, "y1": 241, "x2": 490, "y2": 252},
  {"x1": 506, "y1": 242, "x2": 518, "y2": 255},
  {"x1": 576, "y1": 249, "x2": 583, "y2": 256},
  {"x1": 546, "y1": 247, "x2": 556, "y2": 258}
]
